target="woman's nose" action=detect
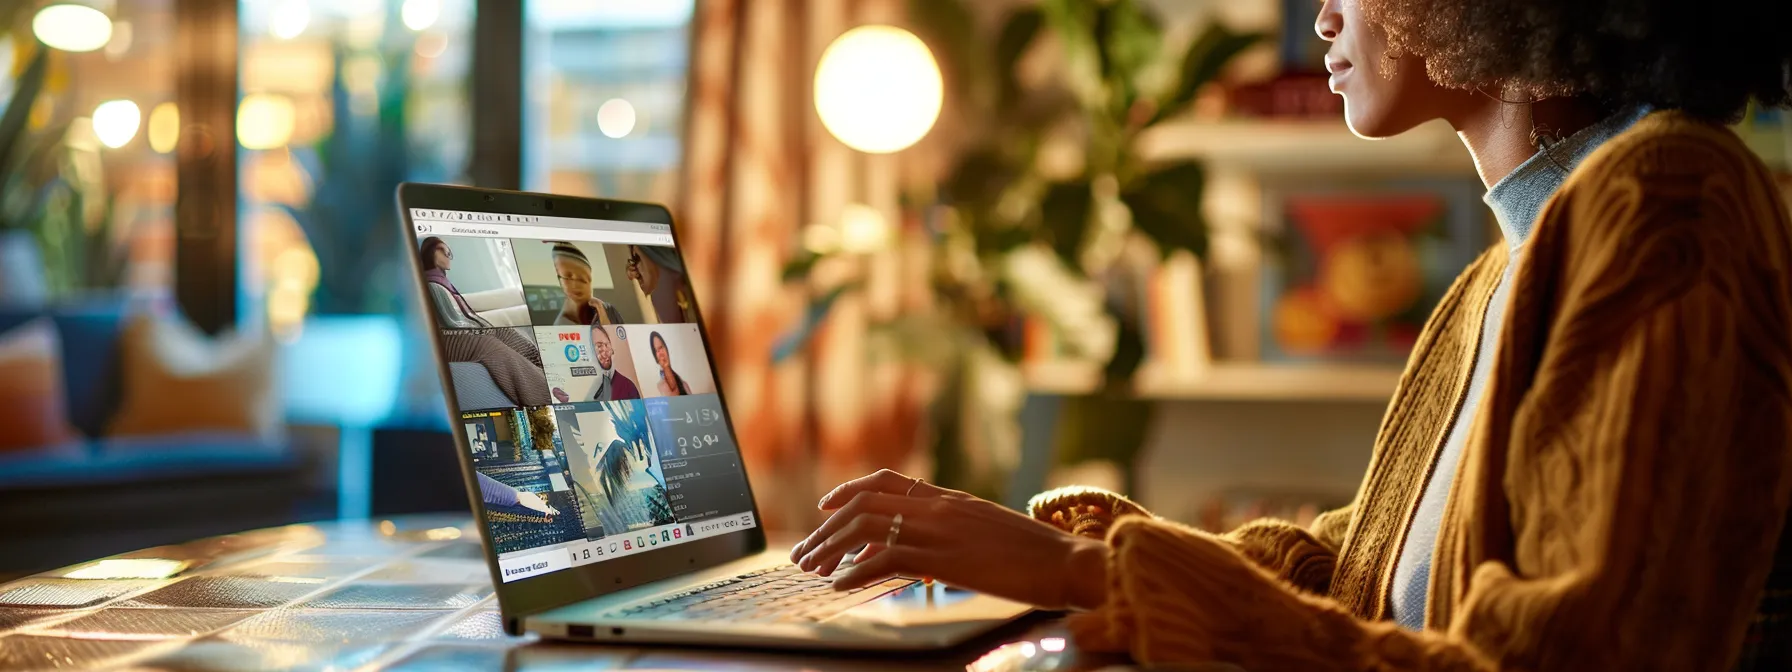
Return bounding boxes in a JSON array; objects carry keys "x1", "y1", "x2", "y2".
[{"x1": 1315, "y1": 0, "x2": 1342, "y2": 41}]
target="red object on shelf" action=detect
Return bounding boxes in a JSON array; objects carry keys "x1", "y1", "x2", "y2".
[{"x1": 1225, "y1": 73, "x2": 1342, "y2": 120}]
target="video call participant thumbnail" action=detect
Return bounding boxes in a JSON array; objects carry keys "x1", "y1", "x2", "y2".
[
  {"x1": 535, "y1": 324, "x2": 640, "y2": 403},
  {"x1": 627, "y1": 245, "x2": 696, "y2": 324},
  {"x1": 419, "y1": 236, "x2": 531, "y2": 329},
  {"x1": 629, "y1": 324, "x2": 716, "y2": 398},
  {"x1": 515, "y1": 240, "x2": 644, "y2": 327},
  {"x1": 445, "y1": 327, "x2": 552, "y2": 410},
  {"x1": 556, "y1": 400, "x2": 675, "y2": 537},
  {"x1": 591, "y1": 325, "x2": 641, "y2": 402}
]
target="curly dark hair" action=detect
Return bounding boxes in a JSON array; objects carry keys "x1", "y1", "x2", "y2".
[{"x1": 1360, "y1": 0, "x2": 1792, "y2": 120}]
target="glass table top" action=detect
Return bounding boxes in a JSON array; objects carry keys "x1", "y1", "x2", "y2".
[{"x1": 0, "y1": 516, "x2": 1123, "y2": 672}]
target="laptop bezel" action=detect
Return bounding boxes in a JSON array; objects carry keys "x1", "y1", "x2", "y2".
[{"x1": 396, "y1": 182, "x2": 770, "y2": 634}]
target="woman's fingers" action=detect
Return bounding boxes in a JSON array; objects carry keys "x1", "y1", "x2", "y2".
[
  {"x1": 799, "y1": 513, "x2": 892, "y2": 577},
  {"x1": 789, "y1": 491, "x2": 917, "y2": 563},
  {"x1": 817, "y1": 469, "x2": 955, "y2": 511},
  {"x1": 830, "y1": 545, "x2": 944, "y2": 591},
  {"x1": 852, "y1": 542, "x2": 885, "y2": 565}
]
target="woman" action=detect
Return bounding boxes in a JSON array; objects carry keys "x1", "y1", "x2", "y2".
[
  {"x1": 793, "y1": 2, "x2": 1792, "y2": 669},
  {"x1": 627, "y1": 245, "x2": 696, "y2": 324},
  {"x1": 649, "y1": 331, "x2": 691, "y2": 397},
  {"x1": 420, "y1": 237, "x2": 493, "y2": 329},
  {"x1": 549, "y1": 242, "x2": 624, "y2": 326}
]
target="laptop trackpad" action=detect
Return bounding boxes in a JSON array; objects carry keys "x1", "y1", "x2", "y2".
[{"x1": 830, "y1": 581, "x2": 1031, "y2": 630}]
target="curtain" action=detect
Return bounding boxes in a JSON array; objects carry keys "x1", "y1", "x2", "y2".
[{"x1": 679, "y1": 0, "x2": 936, "y2": 531}]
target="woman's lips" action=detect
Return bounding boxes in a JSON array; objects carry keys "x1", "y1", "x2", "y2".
[{"x1": 1324, "y1": 54, "x2": 1353, "y2": 92}]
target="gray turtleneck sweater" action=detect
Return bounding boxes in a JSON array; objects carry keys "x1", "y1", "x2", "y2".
[{"x1": 1389, "y1": 106, "x2": 1654, "y2": 630}]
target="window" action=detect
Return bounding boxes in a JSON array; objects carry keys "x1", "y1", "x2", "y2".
[
  {"x1": 523, "y1": 0, "x2": 691, "y2": 202},
  {"x1": 0, "y1": 1, "x2": 178, "y2": 307},
  {"x1": 237, "y1": 0, "x2": 474, "y2": 336}
]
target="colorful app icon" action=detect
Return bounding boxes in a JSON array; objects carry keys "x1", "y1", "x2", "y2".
[
  {"x1": 637, "y1": 536, "x2": 646, "y2": 548},
  {"x1": 661, "y1": 530, "x2": 671, "y2": 543},
  {"x1": 648, "y1": 535, "x2": 658, "y2": 546},
  {"x1": 673, "y1": 528, "x2": 682, "y2": 539},
  {"x1": 622, "y1": 540, "x2": 632, "y2": 550}
]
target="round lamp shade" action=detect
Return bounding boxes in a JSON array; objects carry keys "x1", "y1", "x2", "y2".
[{"x1": 813, "y1": 25, "x2": 942, "y2": 154}]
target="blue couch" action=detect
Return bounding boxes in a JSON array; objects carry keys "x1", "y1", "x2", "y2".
[{"x1": 0, "y1": 302, "x2": 324, "y2": 577}]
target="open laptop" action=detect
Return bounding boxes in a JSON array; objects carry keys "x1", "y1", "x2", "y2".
[{"x1": 396, "y1": 183, "x2": 1031, "y2": 649}]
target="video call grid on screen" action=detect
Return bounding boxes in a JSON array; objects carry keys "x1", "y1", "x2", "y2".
[{"x1": 414, "y1": 208, "x2": 754, "y2": 583}]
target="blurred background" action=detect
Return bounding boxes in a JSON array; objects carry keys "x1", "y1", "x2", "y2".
[{"x1": 0, "y1": 0, "x2": 1785, "y2": 579}]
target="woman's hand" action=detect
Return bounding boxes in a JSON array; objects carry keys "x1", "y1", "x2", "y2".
[
  {"x1": 516, "y1": 490, "x2": 560, "y2": 516},
  {"x1": 789, "y1": 470, "x2": 1109, "y2": 611}
]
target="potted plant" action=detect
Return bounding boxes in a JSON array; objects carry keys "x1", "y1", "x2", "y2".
[{"x1": 781, "y1": 0, "x2": 1261, "y2": 499}]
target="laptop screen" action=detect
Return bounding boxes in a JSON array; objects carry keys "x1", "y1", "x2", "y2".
[{"x1": 411, "y1": 207, "x2": 757, "y2": 584}]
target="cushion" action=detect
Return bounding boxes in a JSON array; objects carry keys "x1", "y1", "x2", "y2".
[
  {"x1": 106, "y1": 313, "x2": 279, "y2": 440},
  {"x1": 0, "y1": 303, "x2": 129, "y2": 437},
  {"x1": 448, "y1": 362, "x2": 518, "y2": 411},
  {"x1": 49, "y1": 306, "x2": 128, "y2": 437},
  {"x1": 0, "y1": 318, "x2": 80, "y2": 452}
]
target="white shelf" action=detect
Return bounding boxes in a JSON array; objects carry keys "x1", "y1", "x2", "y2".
[
  {"x1": 1137, "y1": 118, "x2": 1475, "y2": 173},
  {"x1": 1142, "y1": 117, "x2": 1791, "y2": 173},
  {"x1": 1134, "y1": 363, "x2": 1401, "y2": 402},
  {"x1": 1023, "y1": 361, "x2": 1403, "y2": 402}
]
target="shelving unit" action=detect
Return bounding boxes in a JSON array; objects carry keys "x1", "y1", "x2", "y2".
[
  {"x1": 1134, "y1": 363, "x2": 1401, "y2": 402},
  {"x1": 1023, "y1": 361, "x2": 1403, "y2": 403},
  {"x1": 1138, "y1": 118, "x2": 1475, "y2": 173}
]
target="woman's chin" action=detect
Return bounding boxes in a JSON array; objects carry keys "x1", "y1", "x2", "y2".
[{"x1": 1343, "y1": 108, "x2": 1419, "y2": 140}]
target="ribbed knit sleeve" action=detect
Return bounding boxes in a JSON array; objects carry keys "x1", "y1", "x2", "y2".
[
  {"x1": 1066, "y1": 116, "x2": 1792, "y2": 671},
  {"x1": 1031, "y1": 486, "x2": 1353, "y2": 596}
]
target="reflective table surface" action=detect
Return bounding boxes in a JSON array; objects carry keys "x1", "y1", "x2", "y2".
[{"x1": 0, "y1": 516, "x2": 1134, "y2": 671}]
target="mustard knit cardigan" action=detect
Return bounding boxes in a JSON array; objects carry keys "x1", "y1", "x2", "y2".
[{"x1": 1031, "y1": 111, "x2": 1792, "y2": 670}]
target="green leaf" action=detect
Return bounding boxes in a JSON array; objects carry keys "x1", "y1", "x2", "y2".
[
  {"x1": 781, "y1": 249, "x2": 822, "y2": 282},
  {"x1": 1101, "y1": 317, "x2": 1148, "y2": 394},
  {"x1": 973, "y1": 222, "x2": 1035, "y2": 256},
  {"x1": 941, "y1": 146, "x2": 1022, "y2": 213},
  {"x1": 907, "y1": 0, "x2": 983, "y2": 104},
  {"x1": 1039, "y1": 179, "x2": 1093, "y2": 268},
  {"x1": 771, "y1": 283, "x2": 857, "y2": 362},
  {"x1": 1122, "y1": 161, "x2": 1208, "y2": 259},
  {"x1": 994, "y1": 7, "x2": 1044, "y2": 108},
  {"x1": 1154, "y1": 24, "x2": 1264, "y2": 125},
  {"x1": 1095, "y1": 0, "x2": 1163, "y2": 94},
  {"x1": 0, "y1": 48, "x2": 50, "y2": 192}
]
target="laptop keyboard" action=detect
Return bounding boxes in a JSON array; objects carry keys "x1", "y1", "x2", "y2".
[{"x1": 602, "y1": 564, "x2": 912, "y2": 624}]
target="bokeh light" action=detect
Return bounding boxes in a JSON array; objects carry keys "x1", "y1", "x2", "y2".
[
  {"x1": 813, "y1": 25, "x2": 941, "y2": 154},
  {"x1": 238, "y1": 94, "x2": 297, "y2": 150},
  {"x1": 147, "y1": 103, "x2": 180, "y2": 154},
  {"x1": 596, "y1": 98, "x2": 637, "y2": 138},
  {"x1": 269, "y1": 0, "x2": 309, "y2": 40},
  {"x1": 32, "y1": 4, "x2": 113, "y2": 53},
  {"x1": 402, "y1": 0, "x2": 441, "y2": 31},
  {"x1": 91, "y1": 100, "x2": 142, "y2": 149}
]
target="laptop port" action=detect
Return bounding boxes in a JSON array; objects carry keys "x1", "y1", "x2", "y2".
[
  {"x1": 568, "y1": 624, "x2": 595, "y2": 639},
  {"x1": 612, "y1": 627, "x2": 626, "y2": 637}
]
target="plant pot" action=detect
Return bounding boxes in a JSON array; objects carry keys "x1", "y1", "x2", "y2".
[{"x1": 0, "y1": 230, "x2": 48, "y2": 307}]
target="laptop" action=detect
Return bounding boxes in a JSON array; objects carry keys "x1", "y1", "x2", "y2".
[{"x1": 396, "y1": 183, "x2": 1032, "y2": 649}]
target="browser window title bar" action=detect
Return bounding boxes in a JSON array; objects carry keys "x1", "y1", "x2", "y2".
[{"x1": 408, "y1": 208, "x2": 674, "y2": 246}]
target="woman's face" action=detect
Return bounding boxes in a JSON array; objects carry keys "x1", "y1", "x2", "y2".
[
  {"x1": 630, "y1": 246, "x2": 660, "y2": 293},
  {"x1": 1316, "y1": 0, "x2": 1476, "y2": 137},
  {"x1": 653, "y1": 337, "x2": 671, "y2": 371},
  {"x1": 555, "y1": 258, "x2": 593, "y2": 303},
  {"x1": 433, "y1": 246, "x2": 453, "y2": 271}
]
